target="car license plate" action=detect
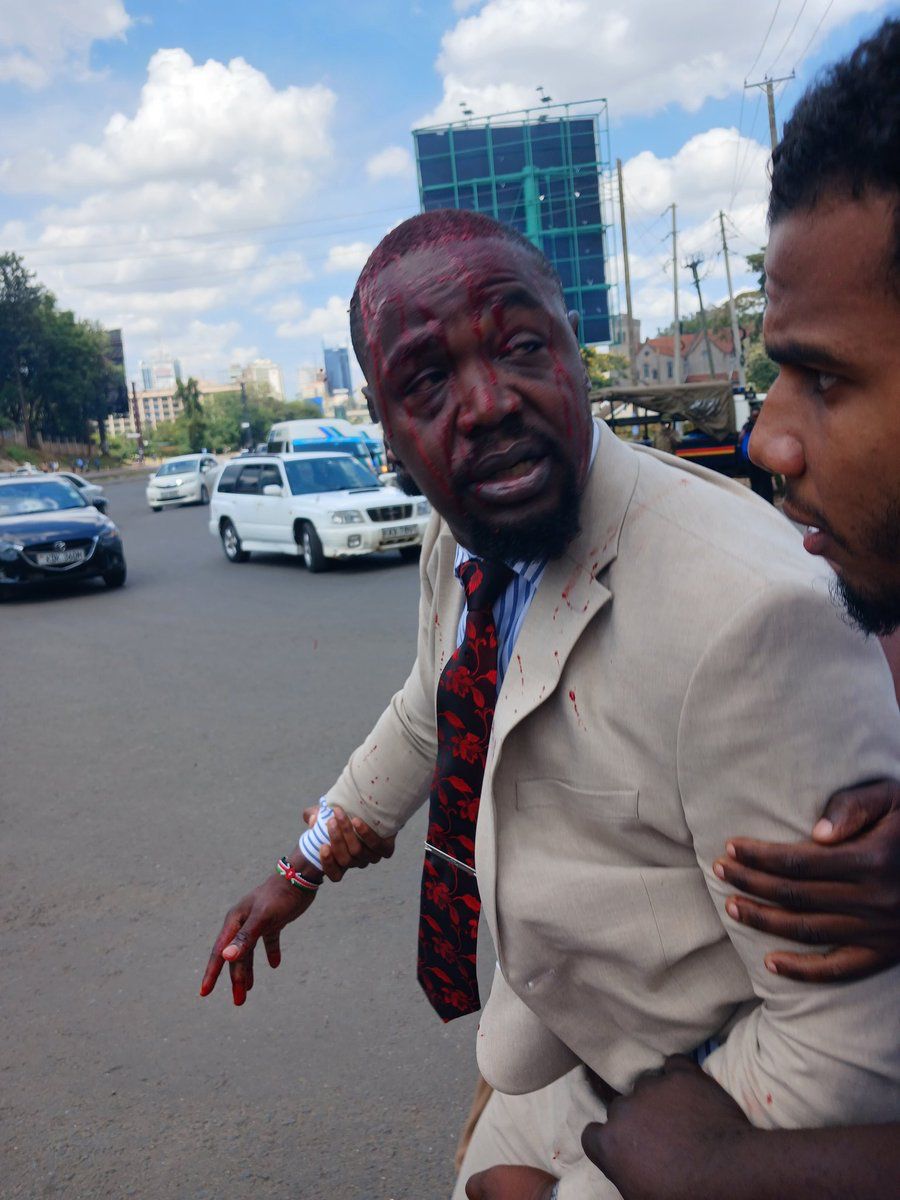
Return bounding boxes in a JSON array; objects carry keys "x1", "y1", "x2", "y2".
[
  {"x1": 35, "y1": 548, "x2": 86, "y2": 566},
  {"x1": 382, "y1": 524, "x2": 417, "y2": 540}
]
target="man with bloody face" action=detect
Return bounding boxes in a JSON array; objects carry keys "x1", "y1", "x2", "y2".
[{"x1": 203, "y1": 205, "x2": 900, "y2": 1198}]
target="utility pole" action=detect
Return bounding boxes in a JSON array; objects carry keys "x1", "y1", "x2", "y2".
[
  {"x1": 686, "y1": 256, "x2": 716, "y2": 378},
  {"x1": 744, "y1": 73, "x2": 795, "y2": 152},
  {"x1": 616, "y1": 158, "x2": 637, "y2": 383},
  {"x1": 719, "y1": 210, "x2": 746, "y2": 389},
  {"x1": 130, "y1": 381, "x2": 144, "y2": 462},
  {"x1": 669, "y1": 203, "x2": 682, "y2": 385}
]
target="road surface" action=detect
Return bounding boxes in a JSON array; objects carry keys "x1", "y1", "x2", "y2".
[{"x1": 2, "y1": 477, "x2": 488, "y2": 1199}]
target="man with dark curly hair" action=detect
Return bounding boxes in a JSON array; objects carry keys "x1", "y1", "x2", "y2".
[{"x1": 579, "y1": 19, "x2": 900, "y2": 1200}]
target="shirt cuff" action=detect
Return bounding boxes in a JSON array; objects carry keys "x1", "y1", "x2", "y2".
[{"x1": 298, "y1": 798, "x2": 334, "y2": 870}]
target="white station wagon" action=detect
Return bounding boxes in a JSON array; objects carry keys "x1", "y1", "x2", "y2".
[{"x1": 209, "y1": 451, "x2": 430, "y2": 572}]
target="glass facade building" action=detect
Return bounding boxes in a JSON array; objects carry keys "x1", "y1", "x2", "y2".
[
  {"x1": 323, "y1": 346, "x2": 353, "y2": 394},
  {"x1": 413, "y1": 101, "x2": 616, "y2": 344}
]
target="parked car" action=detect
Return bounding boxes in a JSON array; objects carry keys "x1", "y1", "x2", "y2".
[
  {"x1": 209, "y1": 451, "x2": 431, "y2": 572},
  {"x1": 56, "y1": 471, "x2": 108, "y2": 513},
  {"x1": 146, "y1": 453, "x2": 218, "y2": 511},
  {"x1": 0, "y1": 476, "x2": 126, "y2": 594}
]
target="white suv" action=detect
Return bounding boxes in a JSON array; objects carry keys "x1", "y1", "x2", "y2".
[
  {"x1": 147, "y1": 454, "x2": 219, "y2": 511},
  {"x1": 209, "y1": 452, "x2": 430, "y2": 572}
]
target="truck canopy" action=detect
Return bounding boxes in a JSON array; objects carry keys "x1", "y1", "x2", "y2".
[{"x1": 591, "y1": 382, "x2": 737, "y2": 441}]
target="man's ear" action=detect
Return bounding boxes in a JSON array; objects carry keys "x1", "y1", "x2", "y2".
[
  {"x1": 567, "y1": 310, "x2": 580, "y2": 338},
  {"x1": 363, "y1": 385, "x2": 377, "y2": 423}
]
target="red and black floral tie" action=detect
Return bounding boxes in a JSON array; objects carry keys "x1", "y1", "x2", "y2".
[{"x1": 417, "y1": 557, "x2": 514, "y2": 1021}]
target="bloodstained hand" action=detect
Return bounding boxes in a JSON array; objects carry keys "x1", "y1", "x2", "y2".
[
  {"x1": 465, "y1": 1164, "x2": 558, "y2": 1200},
  {"x1": 714, "y1": 779, "x2": 900, "y2": 981},
  {"x1": 200, "y1": 872, "x2": 314, "y2": 1006},
  {"x1": 582, "y1": 1056, "x2": 752, "y2": 1200}
]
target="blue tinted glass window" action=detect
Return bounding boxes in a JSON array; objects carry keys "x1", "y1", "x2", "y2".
[
  {"x1": 491, "y1": 127, "x2": 526, "y2": 174},
  {"x1": 423, "y1": 185, "x2": 456, "y2": 210},
  {"x1": 454, "y1": 128, "x2": 490, "y2": 181},
  {"x1": 569, "y1": 120, "x2": 597, "y2": 165},
  {"x1": 476, "y1": 182, "x2": 494, "y2": 211},
  {"x1": 530, "y1": 121, "x2": 565, "y2": 168}
]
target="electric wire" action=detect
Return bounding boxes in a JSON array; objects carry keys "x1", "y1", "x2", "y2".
[
  {"x1": 768, "y1": 0, "x2": 809, "y2": 75},
  {"x1": 745, "y1": 0, "x2": 785, "y2": 79},
  {"x1": 792, "y1": 0, "x2": 835, "y2": 69}
]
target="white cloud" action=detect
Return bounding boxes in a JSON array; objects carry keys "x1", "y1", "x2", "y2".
[
  {"x1": 421, "y1": 0, "x2": 886, "y2": 124},
  {"x1": 0, "y1": 0, "x2": 131, "y2": 89},
  {"x1": 325, "y1": 241, "x2": 373, "y2": 273},
  {"x1": 2, "y1": 49, "x2": 337, "y2": 372},
  {"x1": 620, "y1": 129, "x2": 770, "y2": 335},
  {"x1": 366, "y1": 144, "x2": 415, "y2": 182},
  {"x1": 276, "y1": 295, "x2": 349, "y2": 344},
  {"x1": 453, "y1": 0, "x2": 483, "y2": 12},
  {"x1": 11, "y1": 48, "x2": 335, "y2": 195}
]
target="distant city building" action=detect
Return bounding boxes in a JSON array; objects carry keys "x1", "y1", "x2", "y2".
[
  {"x1": 413, "y1": 100, "x2": 617, "y2": 345},
  {"x1": 105, "y1": 380, "x2": 241, "y2": 439},
  {"x1": 139, "y1": 355, "x2": 183, "y2": 391},
  {"x1": 103, "y1": 329, "x2": 130, "y2": 415},
  {"x1": 636, "y1": 331, "x2": 738, "y2": 384},
  {"x1": 323, "y1": 346, "x2": 353, "y2": 396},
  {"x1": 297, "y1": 365, "x2": 326, "y2": 410},
  {"x1": 230, "y1": 358, "x2": 285, "y2": 401}
]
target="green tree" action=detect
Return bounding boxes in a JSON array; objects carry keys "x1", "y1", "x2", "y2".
[
  {"x1": 146, "y1": 417, "x2": 191, "y2": 458},
  {"x1": 746, "y1": 342, "x2": 779, "y2": 393},
  {"x1": 0, "y1": 254, "x2": 46, "y2": 446},
  {"x1": 0, "y1": 252, "x2": 118, "y2": 447},
  {"x1": 580, "y1": 345, "x2": 629, "y2": 388},
  {"x1": 175, "y1": 377, "x2": 206, "y2": 452}
]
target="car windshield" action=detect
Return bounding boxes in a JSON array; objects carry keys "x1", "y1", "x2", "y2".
[
  {"x1": 284, "y1": 456, "x2": 379, "y2": 495},
  {"x1": 0, "y1": 480, "x2": 86, "y2": 515},
  {"x1": 157, "y1": 459, "x2": 198, "y2": 476}
]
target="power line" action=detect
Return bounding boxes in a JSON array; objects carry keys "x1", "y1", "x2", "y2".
[
  {"x1": 727, "y1": 87, "x2": 747, "y2": 215},
  {"x1": 768, "y1": 0, "x2": 810, "y2": 75},
  {"x1": 793, "y1": 0, "x2": 835, "y2": 68},
  {"x1": 745, "y1": 0, "x2": 785, "y2": 79}
]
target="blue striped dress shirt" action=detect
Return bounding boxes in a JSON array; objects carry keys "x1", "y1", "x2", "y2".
[{"x1": 299, "y1": 423, "x2": 598, "y2": 870}]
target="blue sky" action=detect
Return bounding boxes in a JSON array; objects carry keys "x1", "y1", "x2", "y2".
[{"x1": 0, "y1": 0, "x2": 893, "y2": 394}]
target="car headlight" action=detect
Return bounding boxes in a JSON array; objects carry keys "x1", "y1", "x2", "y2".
[
  {"x1": 0, "y1": 535, "x2": 23, "y2": 561},
  {"x1": 416, "y1": 499, "x2": 431, "y2": 516},
  {"x1": 99, "y1": 525, "x2": 120, "y2": 544},
  {"x1": 330, "y1": 510, "x2": 363, "y2": 524}
]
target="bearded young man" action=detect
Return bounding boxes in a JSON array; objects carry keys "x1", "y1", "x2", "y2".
[
  {"x1": 573, "y1": 21, "x2": 900, "y2": 1200},
  {"x1": 203, "y1": 200, "x2": 899, "y2": 1197}
]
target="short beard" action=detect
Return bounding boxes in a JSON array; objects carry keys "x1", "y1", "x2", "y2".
[
  {"x1": 460, "y1": 463, "x2": 582, "y2": 562},
  {"x1": 834, "y1": 576, "x2": 900, "y2": 637}
]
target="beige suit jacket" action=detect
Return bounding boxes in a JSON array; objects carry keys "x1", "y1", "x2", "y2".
[{"x1": 326, "y1": 420, "x2": 900, "y2": 1131}]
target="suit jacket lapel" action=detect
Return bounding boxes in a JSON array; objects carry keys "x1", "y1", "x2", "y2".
[{"x1": 491, "y1": 422, "x2": 639, "y2": 748}]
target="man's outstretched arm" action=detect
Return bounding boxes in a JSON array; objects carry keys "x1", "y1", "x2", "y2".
[
  {"x1": 200, "y1": 519, "x2": 442, "y2": 1006},
  {"x1": 582, "y1": 1055, "x2": 899, "y2": 1200}
]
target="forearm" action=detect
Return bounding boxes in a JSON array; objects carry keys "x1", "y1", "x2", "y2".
[{"x1": 701, "y1": 1124, "x2": 900, "y2": 1200}]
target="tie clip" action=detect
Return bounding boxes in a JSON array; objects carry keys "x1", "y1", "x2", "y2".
[{"x1": 425, "y1": 841, "x2": 477, "y2": 877}]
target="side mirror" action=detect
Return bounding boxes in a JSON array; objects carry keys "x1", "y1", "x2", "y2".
[
  {"x1": 92, "y1": 497, "x2": 107, "y2": 512},
  {"x1": 262, "y1": 484, "x2": 284, "y2": 497}
]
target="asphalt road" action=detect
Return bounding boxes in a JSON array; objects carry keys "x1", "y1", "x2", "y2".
[{"x1": 2, "y1": 478, "x2": 488, "y2": 1200}]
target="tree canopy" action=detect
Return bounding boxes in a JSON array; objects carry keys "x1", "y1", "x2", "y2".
[{"x1": 0, "y1": 253, "x2": 121, "y2": 447}]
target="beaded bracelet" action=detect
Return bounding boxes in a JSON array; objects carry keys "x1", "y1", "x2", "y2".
[{"x1": 276, "y1": 856, "x2": 321, "y2": 891}]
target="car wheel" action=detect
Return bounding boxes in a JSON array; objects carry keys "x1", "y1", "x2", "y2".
[
  {"x1": 221, "y1": 519, "x2": 250, "y2": 563},
  {"x1": 151, "y1": 506, "x2": 162, "y2": 513},
  {"x1": 103, "y1": 561, "x2": 127, "y2": 588},
  {"x1": 200, "y1": 485, "x2": 209, "y2": 505},
  {"x1": 399, "y1": 546, "x2": 421, "y2": 564},
  {"x1": 301, "y1": 523, "x2": 327, "y2": 573}
]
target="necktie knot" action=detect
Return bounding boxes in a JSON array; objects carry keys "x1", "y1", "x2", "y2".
[{"x1": 459, "y1": 557, "x2": 514, "y2": 615}]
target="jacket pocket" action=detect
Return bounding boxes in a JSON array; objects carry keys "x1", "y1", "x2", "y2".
[{"x1": 515, "y1": 778, "x2": 639, "y2": 822}]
